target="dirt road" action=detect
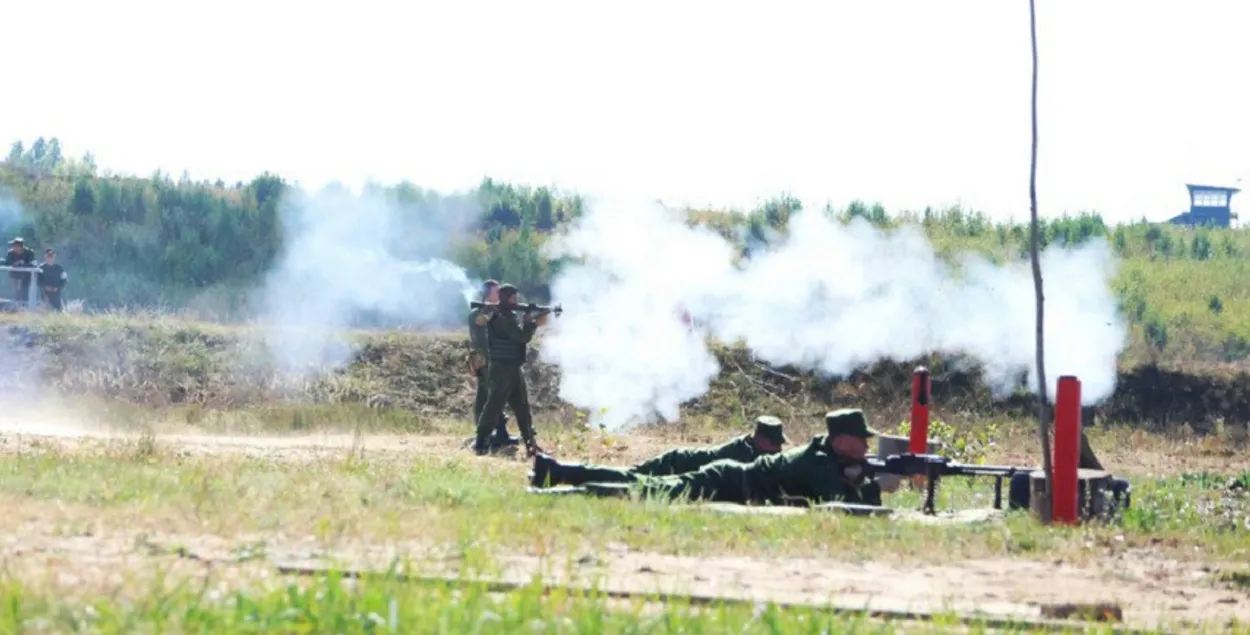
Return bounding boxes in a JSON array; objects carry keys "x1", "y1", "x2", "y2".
[{"x1": 2, "y1": 424, "x2": 1248, "y2": 631}]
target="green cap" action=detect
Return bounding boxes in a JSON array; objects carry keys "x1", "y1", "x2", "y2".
[
  {"x1": 753, "y1": 415, "x2": 790, "y2": 445},
  {"x1": 825, "y1": 408, "x2": 880, "y2": 438}
]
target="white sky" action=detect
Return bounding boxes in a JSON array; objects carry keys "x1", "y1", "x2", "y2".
[{"x1": 2, "y1": 0, "x2": 1248, "y2": 224}]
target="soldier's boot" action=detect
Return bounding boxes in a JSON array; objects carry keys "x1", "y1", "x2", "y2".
[
  {"x1": 529, "y1": 453, "x2": 557, "y2": 488},
  {"x1": 529, "y1": 458, "x2": 629, "y2": 488},
  {"x1": 472, "y1": 439, "x2": 494, "y2": 456},
  {"x1": 552, "y1": 463, "x2": 592, "y2": 487},
  {"x1": 492, "y1": 413, "x2": 520, "y2": 447},
  {"x1": 472, "y1": 432, "x2": 502, "y2": 457}
]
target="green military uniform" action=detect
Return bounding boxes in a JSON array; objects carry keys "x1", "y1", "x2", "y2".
[
  {"x1": 530, "y1": 416, "x2": 790, "y2": 488},
  {"x1": 4, "y1": 238, "x2": 34, "y2": 302},
  {"x1": 474, "y1": 287, "x2": 541, "y2": 454},
  {"x1": 621, "y1": 409, "x2": 885, "y2": 507},
  {"x1": 467, "y1": 303, "x2": 516, "y2": 446}
]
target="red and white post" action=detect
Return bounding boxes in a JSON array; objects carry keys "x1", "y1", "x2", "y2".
[
  {"x1": 1052, "y1": 375, "x2": 1082, "y2": 524},
  {"x1": 909, "y1": 366, "x2": 931, "y2": 454}
]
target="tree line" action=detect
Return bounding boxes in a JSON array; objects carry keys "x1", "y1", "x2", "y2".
[{"x1": 2, "y1": 136, "x2": 1244, "y2": 325}]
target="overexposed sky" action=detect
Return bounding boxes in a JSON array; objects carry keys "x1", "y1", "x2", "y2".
[{"x1": 2, "y1": 0, "x2": 1248, "y2": 224}]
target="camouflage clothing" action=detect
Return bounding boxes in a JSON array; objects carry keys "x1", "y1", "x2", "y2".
[
  {"x1": 4, "y1": 244, "x2": 34, "y2": 302},
  {"x1": 633, "y1": 435, "x2": 884, "y2": 507},
  {"x1": 467, "y1": 305, "x2": 511, "y2": 440},
  {"x1": 538, "y1": 434, "x2": 763, "y2": 487},
  {"x1": 635, "y1": 434, "x2": 761, "y2": 475},
  {"x1": 37, "y1": 261, "x2": 67, "y2": 311},
  {"x1": 531, "y1": 416, "x2": 790, "y2": 488},
  {"x1": 474, "y1": 306, "x2": 540, "y2": 450}
]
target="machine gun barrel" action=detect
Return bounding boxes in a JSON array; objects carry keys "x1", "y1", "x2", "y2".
[
  {"x1": 470, "y1": 301, "x2": 563, "y2": 317},
  {"x1": 864, "y1": 453, "x2": 1036, "y2": 515}
]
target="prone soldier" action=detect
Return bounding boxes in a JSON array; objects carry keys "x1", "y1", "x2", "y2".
[
  {"x1": 473, "y1": 284, "x2": 549, "y2": 457},
  {"x1": 467, "y1": 279, "x2": 519, "y2": 448},
  {"x1": 529, "y1": 415, "x2": 790, "y2": 488},
  {"x1": 561, "y1": 408, "x2": 903, "y2": 507}
]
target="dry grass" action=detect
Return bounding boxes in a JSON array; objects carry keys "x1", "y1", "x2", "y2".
[
  {"x1": 0, "y1": 422, "x2": 1248, "y2": 632},
  {"x1": 4, "y1": 309, "x2": 1250, "y2": 437},
  {"x1": 0, "y1": 311, "x2": 1248, "y2": 631}
]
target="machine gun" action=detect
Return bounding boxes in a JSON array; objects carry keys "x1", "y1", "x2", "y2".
[
  {"x1": 470, "y1": 301, "x2": 563, "y2": 318},
  {"x1": 865, "y1": 453, "x2": 1035, "y2": 515}
]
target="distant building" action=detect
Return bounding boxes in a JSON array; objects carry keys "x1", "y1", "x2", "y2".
[{"x1": 1167, "y1": 184, "x2": 1240, "y2": 227}]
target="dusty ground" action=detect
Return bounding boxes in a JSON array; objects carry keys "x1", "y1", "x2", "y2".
[{"x1": 1, "y1": 423, "x2": 1249, "y2": 631}]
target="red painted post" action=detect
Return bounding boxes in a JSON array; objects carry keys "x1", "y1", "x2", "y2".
[
  {"x1": 1053, "y1": 375, "x2": 1082, "y2": 524},
  {"x1": 909, "y1": 366, "x2": 931, "y2": 454}
]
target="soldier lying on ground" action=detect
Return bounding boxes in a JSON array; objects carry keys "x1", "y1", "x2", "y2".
[
  {"x1": 529, "y1": 415, "x2": 790, "y2": 488},
  {"x1": 534, "y1": 409, "x2": 904, "y2": 508}
]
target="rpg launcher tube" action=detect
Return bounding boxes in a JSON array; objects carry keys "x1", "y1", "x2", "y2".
[
  {"x1": 470, "y1": 301, "x2": 563, "y2": 316},
  {"x1": 1053, "y1": 376, "x2": 1082, "y2": 524},
  {"x1": 909, "y1": 366, "x2": 931, "y2": 454}
]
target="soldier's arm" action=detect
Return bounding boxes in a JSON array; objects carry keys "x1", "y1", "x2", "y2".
[
  {"x1": 632, "y1": 449, "x2": 683, "y2": 475},
  {"x1": 803, "y1": 459, "x2": 880, "y2": 505},
  {"x1": 519, "y1": 315, "x2": 540, "y2": 342},
  {"x1": 719, "y1": 437, "x2": 757, "y2": 462},
  {"x1": 852, "y1": 480, "x2": 884, "y2": 506},
  {"x1": 468, "y1": 310, "x2": 488, "y2": 351},
  {"x1": 492, "y1": 312, "x2": 539, "y2": 344}
]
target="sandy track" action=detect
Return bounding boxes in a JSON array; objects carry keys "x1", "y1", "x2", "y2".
[
  {"x1": 2, "y1": 524, "x2": 1247, "y2": 631},
  {"x1": 2, "y1": 426, "x2": 1249, "y2": 630}
]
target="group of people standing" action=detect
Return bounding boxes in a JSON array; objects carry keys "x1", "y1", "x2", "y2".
[
  {"x1": 466, "y1": 279, "x2": 550, "y2": 457},
  {"x1": 4, "y1": 237, "x2": 67, "y2": 311}
]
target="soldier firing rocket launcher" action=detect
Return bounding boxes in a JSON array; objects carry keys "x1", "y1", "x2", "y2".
[
  {"x1": 470, "y1": 301, "x2": 563, "y2": 318},
  {"x1": 863, "y1": 452, "x2": 1036, "y2": 516}
]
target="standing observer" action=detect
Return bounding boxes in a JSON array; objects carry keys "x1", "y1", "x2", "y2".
[
  {"x1": 472, "y1": 284, "x2": 548, "y2": 457},
  {"x1": 37, "y1": 248, "x2": 68, "y2": 311},
  {"x1": 4, "y1": 237, "x2": 34, "y2": 302},
  {"x1": 467, "y1": 279, "x2": 520, "y2": 448}
]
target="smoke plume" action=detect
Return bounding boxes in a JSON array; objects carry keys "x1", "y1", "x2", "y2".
[
  {"x1": 0, "y1": 186, "x2": 23, "y2": 229},
  {"x1": 540, "y1": 198, "x2": 1128, "y2": 430},
  {"x1": 257, "y1": 184, "x2": 481, "y2": 373}
]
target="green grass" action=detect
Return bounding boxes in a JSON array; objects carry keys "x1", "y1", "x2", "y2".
[
  {"x1": 0, "y1": 569, "x2": 1116, "y2": 635},
  {"x1": 4, "y1": 439, "x2": 1245, "y2": 561},
  {"x1": 0, "y1": 428, "x2": 1248, "y2": 633},
  {"x1": 9, "y1": 148, "x2": 1250, "y2": 632}
]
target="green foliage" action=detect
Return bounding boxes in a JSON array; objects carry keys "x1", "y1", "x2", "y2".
[
  {"x1": 895, "y1": 418, "x2": 1000, "y2": 464},
  {"x1": 0, "y1": 566, "x2": 902, "y2": 634},
  {"x1": 1119, "y1": 472, "x2": 1249, "y2": 534},
  {"x1": 7, "y1": 136, "x2": 1250, "y2": 365}
]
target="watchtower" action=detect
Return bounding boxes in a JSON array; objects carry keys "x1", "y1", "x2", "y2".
[{"x1": 1167, "y1": 184, "x2": 1240, "y2": 227}]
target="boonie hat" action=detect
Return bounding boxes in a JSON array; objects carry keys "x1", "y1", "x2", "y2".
[
  {"x1": 753, "y1": 415, "x2": 790, "y2": 445},
  {"x1": 825, "y1": 408, "x2": 881, "y2": 438}
]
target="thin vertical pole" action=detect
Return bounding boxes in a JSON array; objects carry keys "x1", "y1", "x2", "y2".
[{"x1": 1027, "y1": 0, "x2": 1054, "y2": 524}]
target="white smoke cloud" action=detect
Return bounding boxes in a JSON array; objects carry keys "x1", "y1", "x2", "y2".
[
  {"x1": 541, "y1": 199, "x2": 732, "y2": 427},
  {"x1": 540, "y1": 198, "x2": 1128, "y2": 430},
  {"x1": 257, "y1": 183, "x2": 481, "y2": 373},
  {"x1": 0, "y1": 186, "x2": 23, "y2": 228}
]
